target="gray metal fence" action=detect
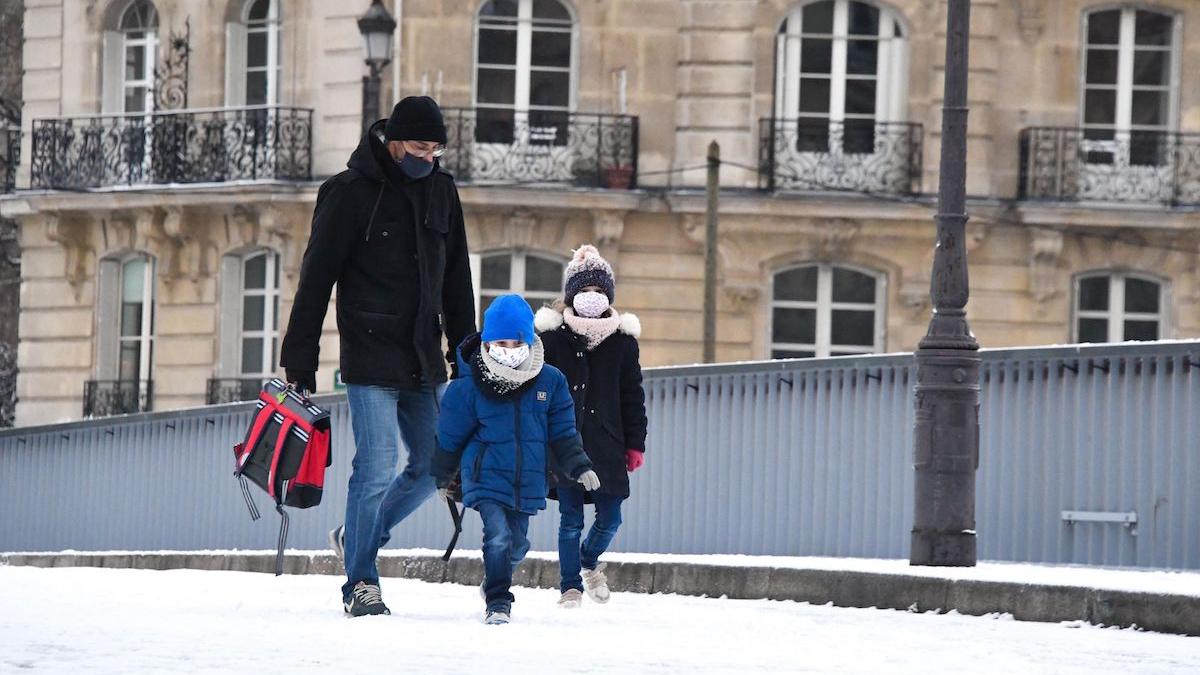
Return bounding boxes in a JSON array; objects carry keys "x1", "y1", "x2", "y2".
[{"x1": 2, "y1": 341, "x2": 1198, "y2": 570}]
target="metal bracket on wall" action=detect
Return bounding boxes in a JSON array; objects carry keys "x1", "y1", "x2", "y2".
[
  {"x1": 1087, "y1": 359, "x2": 1110, "y2": 374},
  {"x1": 1062, "y1": 510, "x2": 1138, "y2": 536}
]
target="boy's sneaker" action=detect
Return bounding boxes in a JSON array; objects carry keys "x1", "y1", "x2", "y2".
[
  {"x1": 484, "y1": 609, "x2": 511, "y2": 625},
  {"x1": 329, "y1": 525, "x2": 345, "y2": 564},
  {"x1": 343, "y1": 581, "x2": 390, "y2": 617},
  {"x1": 557, "y1": 589, "x2": 583, "y2": 609},
  {"x1": 581, "y1": 563, "x2": 611, "y2": 604}
]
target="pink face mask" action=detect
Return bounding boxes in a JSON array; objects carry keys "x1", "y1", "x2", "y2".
[{"x1": 573, "y1": 291, "x2": 610, "y2": 318}]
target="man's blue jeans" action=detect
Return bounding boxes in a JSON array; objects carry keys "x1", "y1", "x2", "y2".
[
  {"x1": 341, "y1": 382, "x2": 445, "y2": 600},
  {"x1": 477, "y1": 499, "x2": 531, "y2": 612},
  {"x1": 557, "y1": 482, "x2": 624, "y2": 593}
]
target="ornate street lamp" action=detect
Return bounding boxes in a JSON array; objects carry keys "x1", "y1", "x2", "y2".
[
  {"x1": 911, "y1": 0, "x2": 980, "y2": 567},
  {"x1": 358, "y1": 0, "x2": 397, "y2": 133}
]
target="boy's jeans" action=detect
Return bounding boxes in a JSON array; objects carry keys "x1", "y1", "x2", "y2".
[
  {"x1": 557, "y1": 482, "x2": 624, "y2": 593},
  {"x1": 477, "y1": 500, "x2": 532, "y2": 612},
  {"x1": 341, "y1": 382, "x2": 446, "y2": 601}
]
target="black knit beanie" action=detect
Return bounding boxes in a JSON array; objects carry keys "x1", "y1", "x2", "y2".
[{"x1": 383, "y1": 96, "x2": 448, "y2": 144}]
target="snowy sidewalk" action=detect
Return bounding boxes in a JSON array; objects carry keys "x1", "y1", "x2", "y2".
[
  {"x1": 4, "y1": 549, "x2": 1200, "y2": 636},
  {"x1": 1, "y1": 565, "x2": 1198, "y2": 674}
]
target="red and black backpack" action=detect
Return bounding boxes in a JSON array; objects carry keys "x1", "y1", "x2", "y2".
[{"x1": 233, "y1": 379, "x2": 332, "y2": 575}]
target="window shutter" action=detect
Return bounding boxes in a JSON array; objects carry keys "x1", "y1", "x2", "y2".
[
  {"x1": 218, "y1": 254, "x2": 243, "y2": 377},
  {"x1": 101, "y1": 31, "x2": 124, "y2": 113},
  {"x1": 225, "y1": 22, "x2": 248, "y2": 107},
  {"x1": 470, "y1": 253, "x2": 482, "y2": 321},
  {"x1": 95, "y1": 258, "x2": 120, "y2": 380}
]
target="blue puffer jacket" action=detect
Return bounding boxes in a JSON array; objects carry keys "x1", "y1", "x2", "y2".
[{"x1": 432, "y1": 333, "x2": 592, "y2": 514}]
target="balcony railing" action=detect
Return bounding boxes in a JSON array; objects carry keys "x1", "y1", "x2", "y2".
[
  {"x1": 1019, "y1": 127, "x2": 1200, "y2": 206},
  {"x1": 206, "y1": 377, "x2": 267, "y2": 405},
  {"x1": 83, "y1": 380, "x2": 153, "y2": 418},
  {"x1": 1, "y1": 125, "x2": 17, "y2": 193},
  {"x1": 441, "y1": 108, "x2": 638, "y2": 189},
  {"x1": 30, "y1": 106, "x2": 312, "y2": 190},
  {"x1": 759, "y1": 118, "x2": 923, "y2": 196}
]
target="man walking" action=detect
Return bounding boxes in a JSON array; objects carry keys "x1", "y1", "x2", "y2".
[{"x1": 279, "y1": 96, "x2": 475, "y2": 616}]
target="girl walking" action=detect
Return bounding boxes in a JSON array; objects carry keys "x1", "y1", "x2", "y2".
[{"x1": 535, "y1": 245, "x2": 648, "y2": 608}]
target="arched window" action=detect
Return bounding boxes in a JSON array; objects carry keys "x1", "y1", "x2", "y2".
[
  {"x1": 226, "y1": 0, "x2": 282, "y2": 106},
  {"x1": 771, "y1": 263, "x2": 884, "y2": 358},
  {"x1": 91, "y1": 251, "x2": 156, "y2": 416},
  {"x1": 1074, "y1": 272, "x2": 1164, "y2": 343},
  {"x1": 775, "y1": 0, "x2": 908, "y2": 154},
  {"x1": 215, "y1": 249, "x2": 281, "y2": 402},
  {"x1": 1081, "y1": 8, "x2": 1177, "y2": 169},
  {"x1": 476, "y1": 250, "x2": 566, "y2": 322},
  {"x1": 474, "y1": 0, "x2": 575, "y2": 144},
  {"x1": 102, "y1": 1, "x2": 160, "y2": 113}
]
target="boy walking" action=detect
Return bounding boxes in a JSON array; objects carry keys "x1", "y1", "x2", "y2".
[{"x1": 433, "y1": 294, "x2": 600, "y2": 624}]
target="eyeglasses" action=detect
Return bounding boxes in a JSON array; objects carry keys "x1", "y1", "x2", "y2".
[{"x1": 403, "y1": 141, "x2": 447, "y2": 159}]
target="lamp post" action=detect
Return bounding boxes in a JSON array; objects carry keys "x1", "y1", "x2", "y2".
[
  {"x1": 911, "y1": 0, "x2": 980, "y2": 567},
  {"x1": 358, "y1": 0, "x2": 397, "y2": 134}
]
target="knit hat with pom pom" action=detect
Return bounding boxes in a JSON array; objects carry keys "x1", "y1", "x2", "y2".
[{"x1": 563, "y1": 244, "x2": 615, "y2": 305}]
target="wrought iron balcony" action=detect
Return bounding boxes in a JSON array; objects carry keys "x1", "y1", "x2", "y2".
[
  {"x1": 83, "y1": 379, "x2": 153, "y2": 418},
  {"x1": 30, "y1": 106, "x2": 312, "y2": 190},
  {"x1": 759, "y1": 118, "x2": 923, "y2": 196},
  {"x1": 441, "y1": 108, "x2": 638, "y2": 189},
  {"x1": 1, "y1": 125, "x2": 17, "y2": 193},
  {"x1": 206, "y1": 377, "x2": 267, "y2": 405},
  {"x1": 1019, "y1": 127, "x2": 1200, "y2": 206}
]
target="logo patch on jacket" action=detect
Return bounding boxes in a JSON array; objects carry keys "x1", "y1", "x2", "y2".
[{"x1": 537, "y1": 391, "x2": 548, "y2": 401}]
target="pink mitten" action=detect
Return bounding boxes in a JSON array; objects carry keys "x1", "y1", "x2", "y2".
[{"x1": 625, "y1": 449, "x2": 645, "y2": 472}]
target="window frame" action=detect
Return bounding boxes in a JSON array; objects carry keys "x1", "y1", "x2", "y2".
[
  {"x1": 1072, "y1": 270, "x2": 1167, "y2": 343},
  {"x1": 237, "y1": 249, "x2": 281, "y2": 378},
  {"x1": 472, "y1": 0, "x2": 579, "y2": 128},
  {"x1": 769, "y1": 262, "x2": 886, "y2": 359},
  {"x1": 475, "y1": 249, "x2": 568, "y2": 324},
  {"x1": 96, "y1": 251, "x2": 157, "y2": 383},
  {"x1": 244, "y1": 0, "x2": 281, "y2": 107},
  {"x1": 1079, "y1": 7, "x2": 1180, "y2": 136},
  {"x1": 773, "y1": 0, "x2": 909, "y2": 128},
  {"x1": 119, "y1": 0, "x2": 160, "y2": 114}
]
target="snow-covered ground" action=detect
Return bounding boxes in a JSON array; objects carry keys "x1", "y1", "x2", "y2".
[{"x1": 2, "y1": 565, "x2": 1198, "y2": 674}]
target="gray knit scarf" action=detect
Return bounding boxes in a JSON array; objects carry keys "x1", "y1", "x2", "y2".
[{"x1": 476, "y1": 336, "x2": 545, "y2": 398}]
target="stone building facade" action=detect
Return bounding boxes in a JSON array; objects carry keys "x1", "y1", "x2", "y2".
[{"x1": 2, "y1": 0, "x2": 1199, "y2": 427}]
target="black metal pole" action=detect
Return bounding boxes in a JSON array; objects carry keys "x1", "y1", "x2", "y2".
[
  {"x1": 362, "y1": 65, "x2": 383, "y2": 135},
  {"x1": 911, "y1": 0, "x2": 980, "y2": 567}
]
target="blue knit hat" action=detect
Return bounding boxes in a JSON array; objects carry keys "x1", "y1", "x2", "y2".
[
  {"x1": 563, "y1": 244, "x2": 615, "y2": 306},
  {"x1": 481, "y1": 294, "x2": 535, "y2": 344}
]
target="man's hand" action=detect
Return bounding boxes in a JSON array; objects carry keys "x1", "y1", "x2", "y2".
[
  {"x1": 437, "y1": 487, "x2": 451, "y2": 504},
  {"x1": 285, "y1": 369, "x2": 317, "y2": 395},
  {"x1": 577, "y1": 470, "x2": 600, "y2": 492}
]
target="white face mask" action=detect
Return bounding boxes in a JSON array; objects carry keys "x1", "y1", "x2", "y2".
[
  {"x1": 487, "y1": 343, "x2": 530, "y2": 369},
  {"x1": 573, "y1": 291, "x2": 611, "y2": 318}
]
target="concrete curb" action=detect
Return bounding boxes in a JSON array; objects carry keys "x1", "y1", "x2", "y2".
[{"x1": 3, "y1": 553, "x2": 1196, "y2": 637}]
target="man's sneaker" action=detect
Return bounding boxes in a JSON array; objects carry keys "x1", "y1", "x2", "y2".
[
  {"x1": 557, "y1": 589, "x2": 583, "y2": 609},
  {"x1": 581, "y1": 563, "x2": 611, "y2": 604},
  {"x1": 329, "y1": 525, "x2": 345, "y2": 564},
  {"x1": 479, "y1": 581, "x2": 486, "y2": 601},
  {"x1": 484, "y1": 609, "x2": 511, "y2": 625},
  {"x1": 343, "y1": 581, "x2": 390, "y2": 617}
]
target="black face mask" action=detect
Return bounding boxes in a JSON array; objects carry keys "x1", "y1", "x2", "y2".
[{"x1": 398, "y1": 153, "x2": 435, "y2": 179}]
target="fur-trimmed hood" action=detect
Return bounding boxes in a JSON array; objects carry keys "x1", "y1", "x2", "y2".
[{"x1": 535, "y1": 306, "x2": 641, "y2": 339}]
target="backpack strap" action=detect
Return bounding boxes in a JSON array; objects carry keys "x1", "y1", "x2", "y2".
[
  {"x1": 442, "y1": 498, "x2": 464, "y2": 562},
  {"x1": 274, "y1": 503, "x2": 290, "y2": 576},
  {"x1": 267, "y1": 417, "x2": 295, "y2": 503}
]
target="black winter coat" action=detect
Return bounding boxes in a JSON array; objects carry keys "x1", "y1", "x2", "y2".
[
  {"x1": 537, "y1": 307, "x2": 648, "y2": 499},
  {"x1": 279, "y1": 120, "x2": 476, "y2": 389}
]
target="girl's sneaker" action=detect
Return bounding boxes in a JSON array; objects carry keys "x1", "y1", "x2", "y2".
[
  {"x1": 557, "y1": 589, "x2": 583, "y2": 608},
  {"x1": 484, "y1": 609, "x2": 511, "y2": 625},
  {"x1": 581, "y1": 563, "x2": 611, "y2": 604}
]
